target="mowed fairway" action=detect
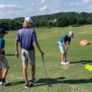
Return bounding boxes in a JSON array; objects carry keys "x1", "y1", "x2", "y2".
[{"x1": 1, "y1": 25, "x2": 92, "y2": 92}]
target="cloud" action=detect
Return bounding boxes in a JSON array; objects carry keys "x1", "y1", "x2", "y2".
[
  {"x1": 69, "y1": 2, "x2": 81, "y2": 6},
  {"x1": 81, "y1": 0, "x2": 92, "y2": 3},
  {"x1": 32, "y1": 3, "x2": 35, "y2": 6},
  {"x1": 0, "y1": 4, "x2": 30, "y2": 18},
  {"x1": 88, "y1": 5, "x2": 92, "y2": 9},
  {"x1": 69, "y1": 0, "x2": 92, "y2": 6},
  {"x1": 0, "y1": 4, "x2": 21, "y2": 9},
  {"x1": 40, "y1": 0, "x2": 46, "y2": 4},
  {"x1": 39, "y1": 6, "x2": 48, "y2": 11},
  {"x1": 0, "y1": 4, "x2": 27, "y2": 15}
]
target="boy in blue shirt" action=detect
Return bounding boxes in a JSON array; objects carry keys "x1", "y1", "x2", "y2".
[
  {"x1": 15, "y1": 17, "x2": 44, "y2": 88},
  {"x1": 57, "y1": 31, "x2": 74, "y2": 65},
  {"x1": 0, "y1": 28, "x2": 10, "y2": 86}
]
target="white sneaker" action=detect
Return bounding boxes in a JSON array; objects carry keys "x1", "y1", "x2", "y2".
[
  {"x1": 2, "y1": 80, "x2": 10, "y2": 86},
  {"x1": 31, "y1": 78, "x2": 39, "y2": 83},
  {"x1": 0, "y1": 81, "x2": 2, "y2": 85},
  {"x1": 61, "y1": 61, "x2": 69, "y2": 65}
]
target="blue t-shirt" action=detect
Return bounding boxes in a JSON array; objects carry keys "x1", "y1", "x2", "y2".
[
  {"x1": 16, "y1": 27, "x2": 37, "y2": 50},
  {"x1": 0, "y1": 37, "x2": 5, "y2": 55},
  {"x1": 60, "y1": 34, "x2": 71, "y2": 44},
  {"x1": 0, "y1": 37, "x2": 5, "y2": 49}
]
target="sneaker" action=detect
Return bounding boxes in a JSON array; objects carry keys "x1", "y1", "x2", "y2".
[
  {"x1": 0, "y1": 81, "x2": 2, "y2": 85},
  {"x1": 2, "y1": 80, "x2": 10, "y2": 86},
  {"x1": 61, "y1": 61, "x2": 69, "y2": 65},
  {"x1": 31, "y1": 78, "x2": 39, "y2": 83},
  {"x1": 25, "y1": 82, "x2": 33, "y2": 88}
]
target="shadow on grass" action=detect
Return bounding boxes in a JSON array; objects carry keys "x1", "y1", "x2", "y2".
[
  {"x1": 61, "y1": 78, "x2": 92, "y2": 84},
  {"x1": 35, "y1": 77, "x2": 65, "y2": 87},
  {"x1": 33, "y1": 77, "x2": 92, "y2": 87},
  {"x1": 6, "y1": 54, "x2": 15, "y2": 56},
  {"x1": 8, "y1": 77, "x2": 92, "y2": 87},
  {"x1": 10, "y1": 80, "x2": 25, "y2": 86},
  {"x1": 70, "y1": 60, "x2": 92, "y2": 64}
]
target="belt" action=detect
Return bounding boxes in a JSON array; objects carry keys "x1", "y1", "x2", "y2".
[{"x1": 22, "y1": 48, "x2": 34, "y2": 51}]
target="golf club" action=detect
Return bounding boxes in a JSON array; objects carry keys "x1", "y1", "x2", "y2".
[
  {"x1": 41, "y1": 55, "x2": 48, "y2": 82},
  {"x1": 41, "y1": 55, "x2": 52, "y2": 92}
]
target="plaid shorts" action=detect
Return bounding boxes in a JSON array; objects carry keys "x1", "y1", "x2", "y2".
[{"x1": 0, "y1": 55, "x2": 9, "y2": 69}]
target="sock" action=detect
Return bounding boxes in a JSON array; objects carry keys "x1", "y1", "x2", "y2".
[
  {"x1": 0, "y1": 78, "x2": 2, "y2": 82},
  {"x1": 2, "y1": 78, "x2": 5, "y2": 82}
]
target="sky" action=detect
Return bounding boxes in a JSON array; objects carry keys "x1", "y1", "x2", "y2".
[{"x1": 0, "y1": 0, "x2": 92, "y2": 19}]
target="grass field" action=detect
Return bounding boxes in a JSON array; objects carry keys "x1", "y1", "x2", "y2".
[{"x1": 0, "y1": 25, "x2": 92, "y2": 92}]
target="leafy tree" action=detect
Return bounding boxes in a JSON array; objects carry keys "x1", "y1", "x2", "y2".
[
  {"x1": 0, "y1": 12, "x2": 92, "y2": 29},
  {"x1": 57, "y1": 17, "x2": 69, "y2": 27}
]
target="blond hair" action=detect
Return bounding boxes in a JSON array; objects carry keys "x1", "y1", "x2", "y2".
[{"x1": 23, "y1": 20, "x2": 31, "y2": 27}]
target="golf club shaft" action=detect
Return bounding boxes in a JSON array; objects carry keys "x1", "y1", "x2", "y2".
[{"x1": 42, "y1": 55, "x2": 48, "y2": 82}]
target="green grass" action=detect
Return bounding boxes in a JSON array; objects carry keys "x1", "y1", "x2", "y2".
[{"x1": 1, "y1": 25, "x2": 92, "y2": 92}]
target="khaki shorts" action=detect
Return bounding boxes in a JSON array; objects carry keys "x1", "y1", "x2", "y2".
[
  {"x1": 21, "y1": 49, "x2": 35, "y2": 67},
  {"x1": 0, "y1": 55, "x2": 9, "y2": 69}
]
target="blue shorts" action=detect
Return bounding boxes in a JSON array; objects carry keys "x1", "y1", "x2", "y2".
[{"x1": 57, "y1": 41, "x2": 66, "y2": 53}]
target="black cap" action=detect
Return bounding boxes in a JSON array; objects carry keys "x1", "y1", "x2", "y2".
[{"x1": 0, "y1": 28, "x2": 8, "y2": 34}]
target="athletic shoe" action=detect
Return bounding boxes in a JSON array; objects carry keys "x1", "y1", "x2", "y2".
[
  {"x1": 31, "y1": 78, "x2": 39, "y2": 83},
  {"x1": 2, "y1": 80, "x2": 10, "y2": 86},
  {"x1": 0, "y1": 81, "x2": 2, "y2": 85},
  {"x1": 61, "y1": 61, "x2": 69, "y2": 65},
  {"x1": 25, "y1": 82, "x2": 33, "y2": 88}
]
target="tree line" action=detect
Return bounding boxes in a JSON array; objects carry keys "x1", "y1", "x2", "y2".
[{"x1": 0, "y1": 12, "x2": 92, "y2": 31}]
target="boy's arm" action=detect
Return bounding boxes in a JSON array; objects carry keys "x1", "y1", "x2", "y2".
[
  {"x1": 62, "y1": 41, "x2": 67, "y2": 48},
  {"x1": 67, "y1": 42, "x2": 71, "y2": 49},
  {"x1": 15, "y1": 42, "x2": 19, "y2": 58},
  {"x1": 33, "y1": 41, "x2": 44, "y2": 56},
  {"x1": 63, "y1": 41, "x2": 71, "y2": 49}
]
